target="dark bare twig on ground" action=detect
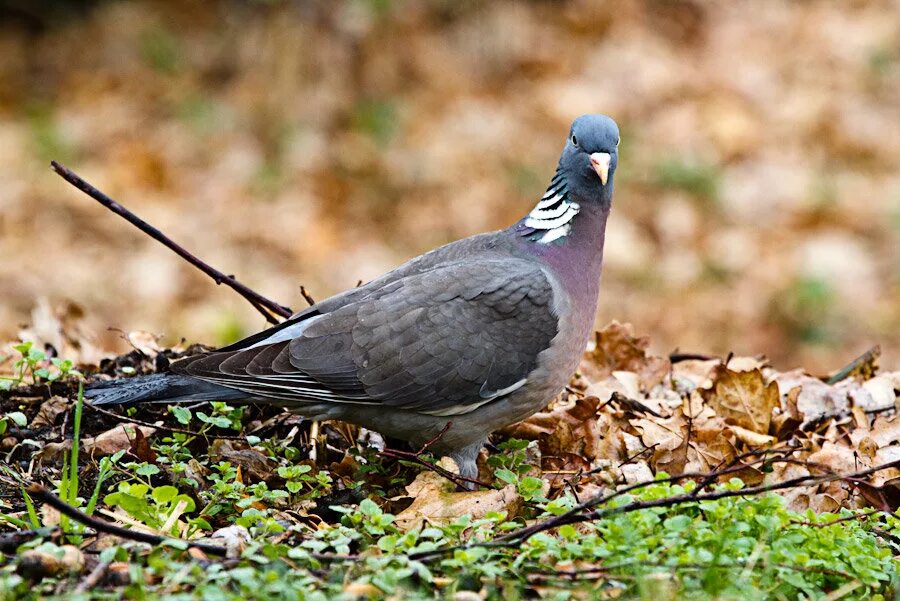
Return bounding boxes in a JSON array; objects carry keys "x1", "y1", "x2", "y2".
[
  {"x1": 789, "y1": 509, "x2": 877, "y2": 529},
  {"x1": 414, "y1": 422, "x2": 453, "y2": 455},
  {"x1": 827, "y1": 345, "x2": 881, "y2": 385},
  {"x1": 75, "y1": 561, "x2": 110, "y2": 594},
  {"x1": 687, "y1": 448, "x2": 797, "y2": 499},
  {"x1": 525, "y1": 560, "x2": 857, "y2": 583},
  {"x1": 0, "y1": 528, "x2": 58, "y2": 553},
  {"x1": 50, "y1": 161, "x2": 293, "y2": 325},
  {"x1": 870, "y1": 527, "x2": 900, "y2": 552},
  {"x1": 379, "y1": 422, "x2": 493, "y2": 490},
  {"x1": 668, "y1": 352, "x2": 715, "y2": 363},
  {"x1": 26, "y1": 484, "x2": 228, "y2": 556}
]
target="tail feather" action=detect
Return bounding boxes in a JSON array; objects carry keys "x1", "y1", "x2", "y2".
[{"x1": 86, "y1": 373, "x2": 248, "y2": 406}]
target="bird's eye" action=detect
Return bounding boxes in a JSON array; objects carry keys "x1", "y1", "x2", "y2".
[
  {"x1": 571, "y1": 135, "x2": 578, "y2": 147},
  {"x1": 616, "y1": 137, "x2": 620, "y2": 148}
]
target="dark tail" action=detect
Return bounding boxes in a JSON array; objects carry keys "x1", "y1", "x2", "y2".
[{"x1": 85, "y1": 373, "x2": 248, "y2": 406}]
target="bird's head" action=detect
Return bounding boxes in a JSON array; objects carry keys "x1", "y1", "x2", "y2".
[{"x1": 558, "y1": 114, "x2": 619, "y2": 206}]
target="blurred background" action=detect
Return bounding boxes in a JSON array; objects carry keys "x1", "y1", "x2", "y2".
[{"x1": 0, "y1": 0, "x2": 897, "y2": 374}]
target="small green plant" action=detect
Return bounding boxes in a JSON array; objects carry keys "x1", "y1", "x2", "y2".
[
  {"x1": 487, "y1": 439, "x2": 546, "y2": 503},
  {"x1": 276, "y1": 464, "x2": 333, "y2": 498},
  {"x1": 13, "y1": 384, "x2": 107, "y2": 544},
  {"x1": 105, "y1": 482, "x2": 202, "y2": 537},
  {"x1": 0, "y1": 342, "x2": 82, "y2": 389}
]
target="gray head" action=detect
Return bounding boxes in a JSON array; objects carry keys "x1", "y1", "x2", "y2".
[{"x1": 558, "y1": 114, "x2": 619, "y2": 206}]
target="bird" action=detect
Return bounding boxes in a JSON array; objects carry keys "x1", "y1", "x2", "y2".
[{"x1": 87, "y1": 114, "x2": 620, "y2": 486}]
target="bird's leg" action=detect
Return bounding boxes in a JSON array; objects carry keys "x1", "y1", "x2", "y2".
[{"x1": 449, "y1": 439, "x2": 486, "y2": 491}]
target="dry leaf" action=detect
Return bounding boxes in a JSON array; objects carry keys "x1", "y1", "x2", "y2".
[
  {"x1": 82, "y1": 425, "x2": 157, "y2": 458},
  {"x1": 868, "y1": 415, "x2": 900, "y2": 447},
  {"x1": 126, "y1": 330, "x2": 163, "y2": 357},
  {"x1": 727, "y1": 424, "x2": 775, "y2": 447},
  {"x1": 775, "y1": 371, "x2": 849, "y2": 421},
  {"x1": 701, "y1": 365, "x2": 778, "y2": 433},
  {"x1": 619, "y1": 461, "x2": 654, "y2": 484},
  {"x1": 210, "y1": 439, "x2": 277, "y2": 483},
  {"x1": 30, "y1": 396, "x2": 70, "y2": 429},
  {"x1": 394, "y1": 458, "x2": 522, "y2": 531},
  {"x1": 208, "y1": 525, "x2": 251, "y2": 559},
  {"x1": 502, "y1": 395, "x2": 602, "y2": 460},
  {"x1": 582, "y1": 321, "x2": 671, "y2": 389}
]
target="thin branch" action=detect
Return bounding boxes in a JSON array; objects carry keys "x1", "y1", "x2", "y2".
[
  {"x1": 75, "y1": 561, "x2": 110, "y2": 594},
  {"x1": 789, "y1": 510, "x2": 877, "y2": 529},
  {"x1": 827, "y1": 345, "x2": 881, "y2": 385},
  {"x1": 380, "y1": 422, "x2": 493, "y2": 490},
  {"x1": 26, "y1": 484, "x2": 227, "y2": 556},
  {"x1": 50, "y1": 161, "x2": 293, "y2": 324},
  {"x1": 668, "y1": 352, "x2": 715, "y2": 363},
  {"x1": 0, "y1": 527, "x2": 58, "y2": 552},
  {"x1": 380, "y1": 448, "x2": 491, "y2": 489},
  {"x1": 300, "y1": 286, "x2": 316, "y2": 307}
]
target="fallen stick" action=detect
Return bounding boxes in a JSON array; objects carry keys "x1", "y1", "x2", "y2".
[{"x1": 50, "y1": 161, "x2": 293, "y2": 325}]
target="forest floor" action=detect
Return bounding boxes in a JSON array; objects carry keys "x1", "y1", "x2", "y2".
[{"x1": 1, "y1": 316, "x2": 899, "y2": 599}]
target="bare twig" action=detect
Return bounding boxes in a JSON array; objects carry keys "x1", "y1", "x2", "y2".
[
  {"x1": 26, "y1": 484, "x2": 227, "y2": 556},
  {"x1": 50, "y1": 161, "x2": 293, "y2": 324},
  {"x1": 415, "y1": 422, "x2": 453, "y2": 455},
  {"x1": 380, "y1": 422, "x2": 493, "y2": 490},
  {"x1": 525, "y1": 559, "x2": 857, "y2": 583},
  {"x1": 870, "y1": 527, "x2": 900, "y2": 551},
  {"x1": 668, "y1": 352, "x2": 715, "y2": 363},
  {"x1": 0, "y1": 527, "x2": 58, "y2": 553},
  {"x1": 75, "y1": 561, "x2": 110, "y2": 594},
  {"x1": 300, "y1": 286, "x2": 316, "y2": 307},
  {"x1": 789, "y1": 510, "x2": 877, "y2": 529},
  {"x1": 827, "y1": 345, "x2": 881, "y2": 385},
  {"x1": 380, "y1": 449, "x2": 491, "y2": 489}
]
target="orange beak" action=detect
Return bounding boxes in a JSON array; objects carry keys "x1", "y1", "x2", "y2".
[{"x1": 590, "y1": 152, "x2": 611, "y2": 185}]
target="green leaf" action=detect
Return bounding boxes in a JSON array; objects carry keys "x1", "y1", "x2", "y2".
[
  {"x1": 171, "y1": 406, "x2": 192, "y2": 425},
  {"x1": 494, "y1": 469, "x2": 517, "y2": 484},
  {"x1": 152, "y1": 486, "x2": 179, "y2": 504},
  {"x1": 6, "y1": 412, "x2": 27, "y2": 427},
  {"x1": 664, "y1": 514, "x2": 692, "y2": 532},
  {"x1": 136, "y1": 463, "x2": 161, "y2": 477},
  {"x1": 359, "y1": 499, "x2": 381, "y2": 516}
]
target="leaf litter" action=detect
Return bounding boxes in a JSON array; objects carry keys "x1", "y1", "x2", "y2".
[{"x1": 1, "y1": 313, "x2": 898, "y2": 597}]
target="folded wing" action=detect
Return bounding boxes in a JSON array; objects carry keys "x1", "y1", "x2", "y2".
[{"x1": 172, "y1": 259, "x2": 558, "y2": 416}]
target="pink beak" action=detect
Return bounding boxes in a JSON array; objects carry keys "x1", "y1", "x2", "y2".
[{"x1": 590, "y1": 152, "x2": 611, "y2": 185}]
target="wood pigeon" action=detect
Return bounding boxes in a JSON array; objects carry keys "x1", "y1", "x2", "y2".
[{"x1": 87, "y1": 114, "x2": 621, "y2": 484}]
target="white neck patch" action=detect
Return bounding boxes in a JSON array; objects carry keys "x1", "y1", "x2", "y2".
[{"x1": 524, "y1": 172, "x2": 580, "y2": 243}]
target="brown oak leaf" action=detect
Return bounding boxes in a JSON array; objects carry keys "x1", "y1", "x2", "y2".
[
  {"x1": 582, "y1": 321, "x2": 671, "y2": 390},
  {"x1": 701, "y1": 365, "x2": 778, "y2": 434}
]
